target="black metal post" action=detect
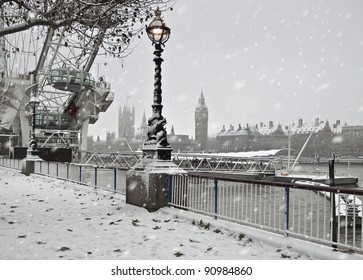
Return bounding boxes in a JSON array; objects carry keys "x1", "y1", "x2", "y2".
[
  {"x1": 168, "y1": 175, "x2": 173, "y2": 207},
  {"x1": 113, "y1": 168, "x2": 117, "y2": 192},
  {"x1": 214, "y1": 179, "x2": 218, "y2": 220},
  {"x1": 24, "y1": 75, "x2": 41, "y2": 160},
  {"x1": 141, "y1": 41, "x2": 173, "y2": 161},
  {"x1": 329, "y1": 158, "x2": 338, "y2": 248},
  {"x1": 21, "y1": 78, "x2": 42, "y2": 176},
  {"x1": 26, "y1": 100, "x2": 39, "y2": 158},
  {"x1": 144, "y1": 43, "x2": 170, "y2": 148},
  {"x1": 284, "y1": 187, "x2": 290, "y2": 237}
]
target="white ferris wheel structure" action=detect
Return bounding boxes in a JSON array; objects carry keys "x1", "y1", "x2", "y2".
[{"x1": 0, "y1": 8, "x2": 114, "y2": 160}]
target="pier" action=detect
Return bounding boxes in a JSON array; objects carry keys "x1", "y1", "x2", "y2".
[{"x1": 73, "y1": 150, "x2": 282, "y2": 174}]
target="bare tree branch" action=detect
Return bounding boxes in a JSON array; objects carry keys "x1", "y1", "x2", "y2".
[{"x1": 0, "y1": 0, "x2": 175, "y2": 57}]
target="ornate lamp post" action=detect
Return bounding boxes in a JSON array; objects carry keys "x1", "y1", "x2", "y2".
[
  {"x1": 126, "y1": 8, "x2": 185, "y2": 212},
  {"x1": 26, "y1": 94, "x2": 40, "y2": 158},
  {"x1": 143, "y1": 7, "x2": 172, "y2": 160},
  {"x1": 22, "y1": 74, "x2": 42, "y2": 175}
]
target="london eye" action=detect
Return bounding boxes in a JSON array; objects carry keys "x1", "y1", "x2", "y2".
[{"x1": 0, "y1": 6, "x2": 114, "y2": 160}]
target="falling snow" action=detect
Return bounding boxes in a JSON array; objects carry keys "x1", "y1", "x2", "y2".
[{"x1": 88, "y1": 0, "x2": 363, "y2": 139}]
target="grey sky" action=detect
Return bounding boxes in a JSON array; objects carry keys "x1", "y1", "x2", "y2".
[{"x1": 88, "y1": 0, "x2": 363, "y2": 140}]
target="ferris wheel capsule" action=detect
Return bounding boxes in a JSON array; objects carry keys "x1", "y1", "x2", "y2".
[{"x1": 48, "y1": 67, "x2": 95, "y2": 92}]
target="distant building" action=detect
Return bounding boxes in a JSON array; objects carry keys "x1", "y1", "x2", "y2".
[
  {"x1": 90, "y1": 130, "x2": 137, "y2": 152},
  {"x1": 168, "y1": 126, "x2": 193, "y2": 153},
  {"x1": 88, "y1": 91, "x2": 363, "y2": 158},
  {"x1": 118, "y1": 105, "x2": 135, "y2": 139},
  {"x1": 216, "y1": 118, "x2": 346, "y2": 157},
  {"x1": 139, "y1": 111, "x2": 147, "y2": 140},
  {"x1": 195, "y1": 91, "x2": 208, "y2": 151},
  {"x1": 216, "y1": 124, "x2": 257, "y2": 152},
  {"x1": 131, "y1": 110, "x2": 148, "y2": 151},
  {"x1": 338, "y1": 125, "x2": 363, "y2": 156},
  {"x1": 342, "y1": 125, "x2": 363, "y2": 137}
]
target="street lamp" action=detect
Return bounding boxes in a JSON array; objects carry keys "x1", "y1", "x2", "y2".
[
  {"x1": 146, "y1": 8, "x2": 170, "y2": 45},
  {"x1": 126, "y1": 9, "x2": 185, "y2": 212},
  {"x1": 22, "y1": 74, "x2": 42, "y2": 175},
  {"x1": 143, "y1": 7, "x2": 172, "y2": 160},
  {"x1": 26, "y1": 94, "x2": 40, "y2": 159}
]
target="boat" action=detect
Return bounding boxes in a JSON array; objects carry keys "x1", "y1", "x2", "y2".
[
  {"x1": 274, "y1": 129, "x2": 358, "y2": 186},
  {"x1": 295, "y1": 180, "x2": 362, "y2": 227},
  {"x1": 274, "y1": 169, "x2": 358, "y2": 186}
]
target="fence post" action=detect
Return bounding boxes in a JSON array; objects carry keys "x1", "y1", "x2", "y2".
[
  {"x1": 56, "y1": 163, "x2": 59, "y2": 178},
  {"x1": 95, "y1": 167, "x2": 98, "y2": 186},
  {"x1": 113, "y1": 168, "x2": 117, "y2": 192},
  {"x1": 214, "y1": 179, "x2": 218, "y2": 220},
  {"x1": 168, "y1": 175, "x2": 173, "y2": 207},
  {"x1": 284, "y1": 187, "x2": 290, "y2": 237},
  {"x1": 66, "y1": 164, "x2": 69, "y2": 180},
  {"x1": 39, "y1": 161, "x2": 42, "y2": 174},
  {"x1": 79, "y1": 165, "x2": 82, "y2": 183},
  {"x1": 329, "y1": 158, "x2": 338, "y2": 248}
]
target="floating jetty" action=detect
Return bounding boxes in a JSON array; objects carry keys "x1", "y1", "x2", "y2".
[{"x1": 270, "y1": 171, "x2": 359, "y2": 186}]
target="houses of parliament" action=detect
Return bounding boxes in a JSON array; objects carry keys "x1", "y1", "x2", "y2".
[{"x1": 88, "y1": 91, "x2": 363, "y2": 159}]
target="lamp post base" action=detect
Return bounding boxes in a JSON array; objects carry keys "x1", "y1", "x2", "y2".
[
  {"x1": 126, "y1": 146, "x2": 185, "y2": 212},
  {"x1": 21, "y1": 148, "x2": 43, "y2": 176},
  {"x1": 142, "y1": 145, "x2": 172, "y2": 160}
]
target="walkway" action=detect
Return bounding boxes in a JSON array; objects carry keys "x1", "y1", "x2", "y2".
[{"x1": 0, "y1": 167, "x2": 361, "y2": 260}]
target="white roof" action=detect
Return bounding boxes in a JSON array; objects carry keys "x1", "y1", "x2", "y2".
[{"x1": 200, "y1": 149, "x2": 284, "y2": 158}]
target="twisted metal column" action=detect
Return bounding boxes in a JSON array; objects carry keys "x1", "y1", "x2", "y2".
[
  {"x1": 145, "y1": 43, "x2": 170, "y2": 148},
  {"x1": 27, "y1": 102, "x2": 38, "y2": 153},
  {"x1": 26, "y1": 76, "x2": 40, "y2": 159}
]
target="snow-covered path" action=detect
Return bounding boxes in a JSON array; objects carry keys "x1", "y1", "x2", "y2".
[{"x1": 0, "y1": 167, "x2": 357, "y2": 260}]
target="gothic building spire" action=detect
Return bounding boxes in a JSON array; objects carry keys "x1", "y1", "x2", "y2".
[
  {"x1": 195, "y1": 90, "x2": 208, "y2": 151},
  {"x1": 118, "y1": 103, "x2": 135, "y2": 139}
]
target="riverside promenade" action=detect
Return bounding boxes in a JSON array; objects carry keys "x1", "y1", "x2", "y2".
[{"x1": 0, "y1": 166, "x2": 362, "y2": 260}]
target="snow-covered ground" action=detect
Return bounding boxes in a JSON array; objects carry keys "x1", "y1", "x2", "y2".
[{"x1": 0, "y1": 167, "x2": 362, "y2": 260}]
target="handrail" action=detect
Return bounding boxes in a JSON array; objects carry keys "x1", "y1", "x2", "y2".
[{"x1": 187, "y1": 171, "x2": 363, "y2": 195}]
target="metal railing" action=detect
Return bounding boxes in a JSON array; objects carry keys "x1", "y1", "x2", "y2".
[
  {"x1": 0, "y1": 157, "x2": 22, "y2": 170},
  {"x1": 168, "y1": 171, "x2": 363, "y2": 253},
  {"x1": 33, "y1": 161, "x2": 127, "y2": 194},
  {"x1": 2, "y1": 156, "x2": 362, "y2": 253},
  {"x1": 0, "y1": 158, "x2": 127, "y2": 194}
]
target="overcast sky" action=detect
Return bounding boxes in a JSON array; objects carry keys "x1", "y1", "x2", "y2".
[{"x1": 88, "y1": 0, "x2": 363, "y2": 140}]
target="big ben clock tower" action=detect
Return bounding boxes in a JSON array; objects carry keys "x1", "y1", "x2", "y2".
[{"x1": 195, "y1": 90, "x2": 208, "y2": 151}]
